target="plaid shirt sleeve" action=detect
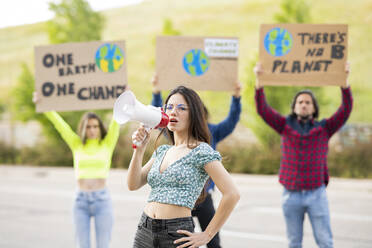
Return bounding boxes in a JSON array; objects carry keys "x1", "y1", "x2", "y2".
[
  {"x1": 325, "y1": 87, "x2": 353, "y2": 137},
  {"x1": 255, "y1": 88, "x2": 286, "y2": 134}
]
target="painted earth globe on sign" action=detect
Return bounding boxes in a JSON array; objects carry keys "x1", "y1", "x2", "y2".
[
  {"x1": 182, "y1": 49, "x2": 210, "y2": 76},
  {"x1": 264, "y1": 28, "x2": 293, "y2": 57},
  {"x1": 95, "y1": 43, "x2": 124, "y2": 72}
]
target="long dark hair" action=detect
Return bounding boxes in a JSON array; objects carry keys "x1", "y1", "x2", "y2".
[
  {"x1": 155, "y1": 85, "x2": 210, "y2": 148},
  {"x1": 155, "y1": 86, "x2": 210, "y2": 205},
  {"x1": 290, "y1": 90, "x2": 319, "y2": 119},
  {"x1": 78, "y1": 112, "x2": 107, "y2": 144}
]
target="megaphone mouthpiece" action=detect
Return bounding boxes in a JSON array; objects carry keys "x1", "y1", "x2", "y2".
[{"x1": 113, "y1": 91, "x2": 136, "y2": 124}]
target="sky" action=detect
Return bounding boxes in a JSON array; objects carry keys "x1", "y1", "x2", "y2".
[{"x1": 0, "y1": 0, "x2": 143, "y2": 29}]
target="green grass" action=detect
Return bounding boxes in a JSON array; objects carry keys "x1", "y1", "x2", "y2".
[{"x1": 1, "y1": 0, "x2": 371, "y2": 124}]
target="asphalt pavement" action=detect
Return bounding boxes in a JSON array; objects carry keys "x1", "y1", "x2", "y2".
[{"x1": 1, "y1": 165, "x2": 371, "y2": 248}]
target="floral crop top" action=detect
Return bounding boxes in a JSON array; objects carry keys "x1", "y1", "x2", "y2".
[{"x1": 147, "y1": 142, "x2": 221, "y2": 209}]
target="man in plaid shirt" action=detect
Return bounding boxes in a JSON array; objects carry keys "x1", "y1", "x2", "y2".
[{"x1": 254, "y1": 63, "x2": 353, "y2": 248}]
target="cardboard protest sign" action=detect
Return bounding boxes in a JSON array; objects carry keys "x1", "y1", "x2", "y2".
[
  {"x1": 156, "y1": 36, "x2": 239, "y2": 91},
  {"x1": 258, "y1": 24, "x2": 348, "y2": 87},
  {"x1": 35, "y1": 40, "x2": 127, "y2": 112}
]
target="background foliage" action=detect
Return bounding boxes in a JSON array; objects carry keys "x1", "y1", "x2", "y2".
[{"x1": 0, "y1": 0, "x2": 371, "y2": 178}]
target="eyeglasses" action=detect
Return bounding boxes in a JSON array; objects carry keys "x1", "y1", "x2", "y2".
[{"x1": 163, "y1": 104, "x2": 189, "y2": 113}]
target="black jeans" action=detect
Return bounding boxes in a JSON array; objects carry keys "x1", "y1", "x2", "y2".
[
  {"x1": 133, "y1": 212, "x2": 195, "y2": 248},
  {"x1": 192, "y1": 194, "x2": 221, "y2": 248}
]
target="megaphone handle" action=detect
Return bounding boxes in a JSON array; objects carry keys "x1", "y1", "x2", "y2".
[{"x1": 132, "y1": 125, "x2": 151, "y2": 149}]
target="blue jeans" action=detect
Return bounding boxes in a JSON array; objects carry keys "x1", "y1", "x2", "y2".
[
  {"x1": 282, "y1": 185, "x2": 333, "y2": 248},
  {"x1": 73, "y1": 188, "x2": 113, "y2": 248}
]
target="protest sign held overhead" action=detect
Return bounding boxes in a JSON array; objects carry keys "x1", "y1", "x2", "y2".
[
  {"x1": 156, "y1": 36, "x2": 239, "y2": 91},
  {"x1": 35, "y1": 40, "x2": 127, "y2": 112},
  {"x1": 258, "y1": 24, "x2": 348, "y2": 87}
]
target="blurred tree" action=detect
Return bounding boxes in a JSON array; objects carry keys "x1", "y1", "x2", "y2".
[
  {"x1": 0, "y1": 100, "x2": 5, "y2": 120},
  {"x1": 10, "y1": 0, "x2": 106, "y2": 164},
  {"x1": 11, "y1": 64, "x2": 37, "y2": 123},
  {"x1": 243, "y1": 0, "x2": 326, "y2": 148},
  {"x1": 274, "y1": 0, "x2": 311, "y2": 23},
  {"x1": 150, "y1": 18, "x2": 181, "y2": 68},
  {"x1": 162, "y1": 18, "x2": 181, "y2": 36},
  {"x1": 47, "y1": 0, "x2": 105, "y2": 44},
  {"x1": 10, "y1": 63, "x2": 87, "y2": 145}
]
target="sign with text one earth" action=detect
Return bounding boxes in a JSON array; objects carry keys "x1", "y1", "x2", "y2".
[
  {"x1": 259, "y1": 24, "x2": 348, "y2": 87},
  {"x1": 156, "y1": 36, "x2": 239, "y2": 91},
  {"x1": 35, "y1": 40, "x2": 127, "y2": 112}
]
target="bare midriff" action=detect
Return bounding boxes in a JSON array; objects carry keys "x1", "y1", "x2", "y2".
[
  {"x1": 144, "y1": 202, "x2": 191, "y2": 219},
  {"x1": 78, "y1": 178, "x2": 106, "y2": 191}
]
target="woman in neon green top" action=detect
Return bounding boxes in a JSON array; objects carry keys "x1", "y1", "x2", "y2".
[{"x1": 33, "y1": 93, "x2": 120, "y2": 248}]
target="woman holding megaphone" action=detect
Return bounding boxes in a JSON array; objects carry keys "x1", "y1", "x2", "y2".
[
  {"x1": 33, "y1": 89, "x2": 123, "y2": 248},
  {"x1": 127, "y1": 86, "x2": 240, "y2": 248}
]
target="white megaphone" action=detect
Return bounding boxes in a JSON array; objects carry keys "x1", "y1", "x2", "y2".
[{"x1": 113, "y1": 90, "x2": 169, "y2": 148}]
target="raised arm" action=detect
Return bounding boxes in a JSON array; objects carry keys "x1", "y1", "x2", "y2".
[
  {"x1": 102, "y1": 118, "x2": 120, "y2": 151},
  {"x1": 33, "y1": 91, "x2": 81, "y2": 150},
  {"x1": 209, "y1": 82, "x2": 242, "y2": 144},
  {"x1": 325, "y1": 63, "x2": 353, "y2": 137},
  {"x1": 150, "y1": 74, "x2": 163, "y2": 108},
  {"x1": 254, "y1": 63, "x2": 286, "y2": 134},
  {"x1": 44, "y1": 111, "x2": 81, "y2": 150},
  {"x1": 102, "y1": 84, "x2": 130, "y2": 149},
  {"x1": 175, "y1": 160, "x2": 240, "y2": 247},
  {"x1": 127, "y1": 125, "x2": 154, "y2": 190}
]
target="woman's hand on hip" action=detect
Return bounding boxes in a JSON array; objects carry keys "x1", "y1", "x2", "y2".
[{"x1": 174, "y1": 230, "x2": 211, "y2": 248}]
